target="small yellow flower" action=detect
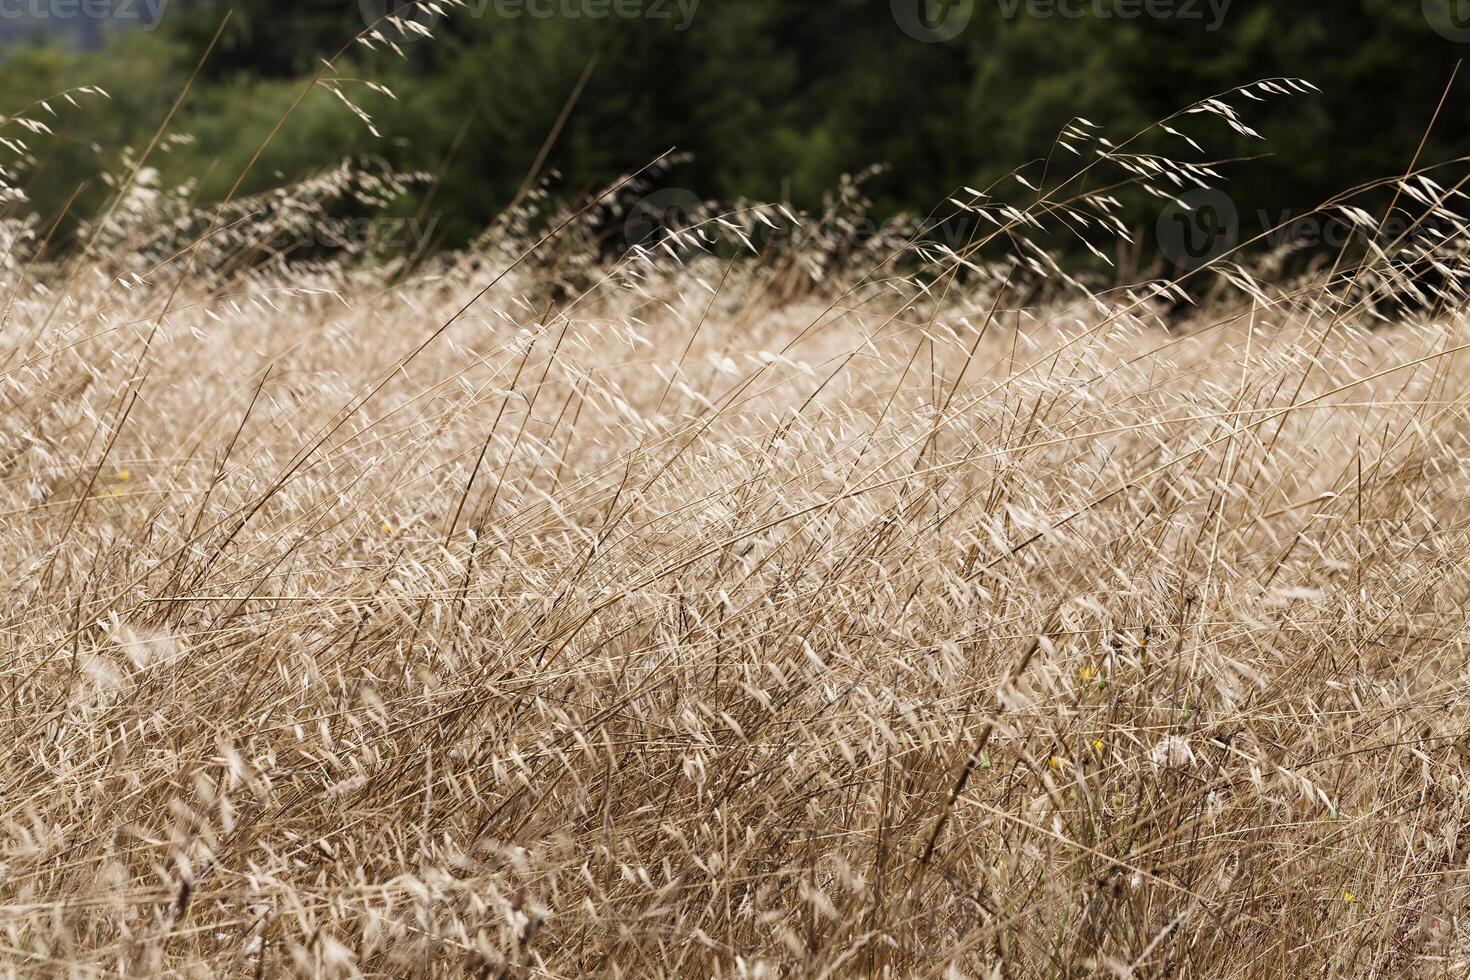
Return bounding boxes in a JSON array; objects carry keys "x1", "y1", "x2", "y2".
[
  {"x1": 1092, "y1": 739, "x2": 1104, "y2": 752},
  {"x1": 1079, "y1": 666, "x2": 1098, "y2": 683},
  {"x1": 115, "y1": 469, "x2": 131, "y2": 483},
  {"x1": 381, "y1": 520, "x2": 396, "y2": 535},
  {"x1": 1343, "y1": 891, "x2": 1356, "y2": 903},
  {"x1": 1050, "y1": 756, "x2": 1068, "y2": 771}
]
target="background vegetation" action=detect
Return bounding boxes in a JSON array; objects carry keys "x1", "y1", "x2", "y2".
[{"x1": 3, "y1": 0, "x2": 1468, "y2": 253}]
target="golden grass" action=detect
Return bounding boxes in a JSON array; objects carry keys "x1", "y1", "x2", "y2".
[
  {"x1": 2, "y1": 59, "x2": 1469, "y2": 975},
  {"x1": 4, "y1": 204, "x2": 1470, "y2": 977}
]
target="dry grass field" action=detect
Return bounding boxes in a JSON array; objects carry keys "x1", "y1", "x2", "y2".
[{"x1": 4, "y1": 68, "x2": 1470, "y2": 977}]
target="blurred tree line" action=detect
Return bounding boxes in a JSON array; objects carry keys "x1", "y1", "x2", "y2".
[{"x1": 2, "y1": 0, "x2": 1467, "y2": 258}]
